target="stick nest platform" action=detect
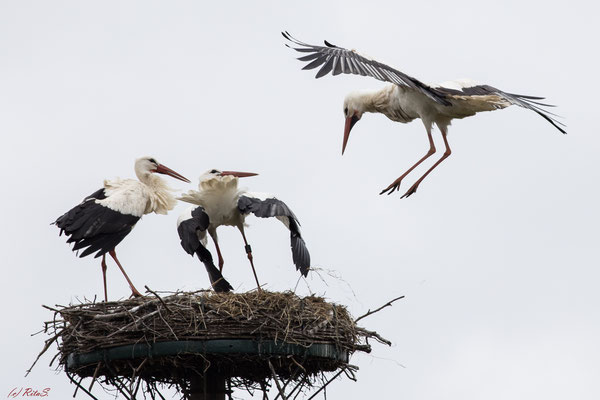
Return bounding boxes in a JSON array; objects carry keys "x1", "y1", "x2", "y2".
[{"x1": 35, "y1": 290, "x2": 393, "y2": 398}]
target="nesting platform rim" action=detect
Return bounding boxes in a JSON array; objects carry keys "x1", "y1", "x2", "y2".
[{"x1": 66, "y1": 339, "x2": 350, "y2": 371}]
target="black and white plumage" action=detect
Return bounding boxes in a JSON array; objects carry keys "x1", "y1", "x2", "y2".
[
  {"x1": 177, "y1": 206, "x2": 233, "y2": 293},
  {"x1": 56, "y1": 188, "x2": 140, "y2": 258},
  {"x1": 178, "y1": 169, "x2": 310, "y2": 290},
  {"x1": 283, "y1": 32, "x2": 566, "y2": 198},
  {"x1": 55, "y1": 156, "x2": 190, "y2": 300}
]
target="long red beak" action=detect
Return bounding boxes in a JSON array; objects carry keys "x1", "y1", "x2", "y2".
[
  {"x1": 220, "y1": 171, "x2": 258, "y2": 178},
  {"x1": 154, "y1": 164, "x2": 191, "y2": 183},
  {"x1": 342, "y1": 115, "x2": 359, "y2": 155}
]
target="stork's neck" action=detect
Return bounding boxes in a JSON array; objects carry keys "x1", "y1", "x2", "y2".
[
  {"x1": 364, "y1": 85, "x2": 417, "y2": 123},
  {"x1": 348, "y1": 91, "x2": 376, "y2": 114},
  {"x1": 350, "y1": 86, "x2": 395, "y2": 114}
]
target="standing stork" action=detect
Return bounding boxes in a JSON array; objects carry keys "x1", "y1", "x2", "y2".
[
  {"x1": 283, "y1": 32, "x2": 566, "y2": 198},
  {"x1": 178, "y1": 169, "x2": 310, "y2": 290},
  {"x1": 54, "y1": 156, "x2": 190, "y2": 300}
]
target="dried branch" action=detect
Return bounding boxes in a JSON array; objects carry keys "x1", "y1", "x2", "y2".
[
  {"x1": 355, "y1": 327, "x2": 391, "y2": 346},
  {"x1": 268, "y1": 360, "x2": 287, "y2": 400},
  {"x1": 25, "y1": 331, "x2": 60, "y2": 377},
  {"x1": 306, "y1": 368, "x2": 346, "y2": 400},
  {"x1": 354, "y1": 295, "x2": 405, "y2": 324},
  {"x1": 145, "y1": 285, "x2": 173, "y2": 313}
]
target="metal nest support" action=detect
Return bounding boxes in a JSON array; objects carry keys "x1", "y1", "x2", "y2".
[{"x1": 30, "y1": 289, "x2": 401, "y2": 399}]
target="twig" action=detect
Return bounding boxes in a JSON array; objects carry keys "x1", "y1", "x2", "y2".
[
  {"x1": 273, "y1": 361, "x2": 305, "y2": 400},
  {"x1": 354, "y1": 295, "x2": 404, "y2": 324},
  {"x1": 356, "y1": 327, "x2": 392, "y2": 346},
  {"x1": 156, "y1": 306, "x2": 178, "y2": 340},
  {"x1": 306, "y1": 368, "x2": 346, "y2": 400},
  {"x1": 66, "y1": 372, "x2": 100, "y2": 400},
  {"x1": 105, "y1": 310, "x2": 159, "y2": 337},
  {"x1": 285, "y1": 376, "x2": 307, "y2": 400},
  {"x1": 268, "y1": 359, "x2": 287, "y2": 400},
  {"x1": 41, "y1": 304, "x2": 60, "y2": 313},
  {"x1": 145, "y1": 285, "x2": 172, "y2": 313},
  {"x1": 25, "y1": 332, "x2": 60, "y2": 376},
  {"x1": 88, "y1": 362, "x2": 102, "y2": 391}
]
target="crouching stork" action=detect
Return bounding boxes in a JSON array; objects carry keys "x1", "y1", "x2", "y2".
[
  {"x1": 178, "y1": 169, "x2": 310, "y2": 291},
  {"x1": 54, "y1": 156, "x2": 190, "y2": 300}
]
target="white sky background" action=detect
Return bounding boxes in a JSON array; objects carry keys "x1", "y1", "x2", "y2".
[{"x1": 1, "y1": 0, "x2": 598, "y2": 398}]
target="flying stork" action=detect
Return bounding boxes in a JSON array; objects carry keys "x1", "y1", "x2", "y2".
[
  {"x1": 178, "y1": 169, "x2": 310, "y2": 290},
  {"x1": 54, "y1": 156, "x2": 190, "y2": 301},
  {"x1": 283, "y1": 32, "x2": 566, "y2": 198}
]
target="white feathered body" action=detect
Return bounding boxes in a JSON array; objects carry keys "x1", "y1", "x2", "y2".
[
  {"x1": 178, "y1": 175, "x2": 245, "y2": 229},
  {"x1": 349, "y1": 79, "x2": 511, "y2": 130},
  {"x1": 100, "y1": 174, "x2": 177, "y2": 217}
]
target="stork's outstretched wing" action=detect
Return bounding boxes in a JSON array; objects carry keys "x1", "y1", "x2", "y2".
[
  {"x1": 238, "y1": 194, "x2": 310, "y2": 277},
  {"x1": 283, "y1": 31, "x2": 450, "y2": 106},
  {"x1": 177, "y1": 206, "x2": 233, "y2": 293},
  {"x1": 435, "y1": 82, "x2": 566, "y2": 134}
]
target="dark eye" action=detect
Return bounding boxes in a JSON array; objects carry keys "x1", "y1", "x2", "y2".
[
  {"x1": 148, "y1": 158, "x2": 157, "y2": 164},
  {"x1": 210, "y1": 169, "x2": 218, "y2": 174},
  {"x1": 344, "y1": 107, "x2": 348, "y2": 115}
]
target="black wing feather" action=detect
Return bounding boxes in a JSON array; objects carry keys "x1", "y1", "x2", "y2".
[
  {"x1": 54, "y1": 190, "x2": 139, "y2": 258},
  {"x1": 177, "y1": 206, "x2": 233, "y2": 293},
  {"x1": 238, "y1": 195, "x2": 310, "y2": 277},
  {"x1": 282, "y1": 31, "x2": 451, "y2": 106}
]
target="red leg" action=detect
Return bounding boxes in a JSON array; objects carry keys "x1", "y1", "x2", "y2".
[
  {"x1": 401, "y1": 127, "x2": 452, "y2": 198},
  {"x1": 380, "y1": 127, "x2": 436, "y2": 195},
  {"x1": 239, "y1": 228, "x2": 262, "y2": 292},
  {"x1": 108, "y1": 249, "x2": 143, "y2": 298},
  {"x1": 101, "y1": 254, "x2": 108, "y2": 302},
  {"x1": 211, "y1": 235, "x2": 225, "y2": 272}
]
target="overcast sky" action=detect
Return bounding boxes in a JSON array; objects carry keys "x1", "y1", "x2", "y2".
[{"x1": 1, "y1": 1, "x2": 599, "y2": 399}]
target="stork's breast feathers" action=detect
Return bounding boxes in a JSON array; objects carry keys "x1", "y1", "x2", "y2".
[
  {"x1": 148, "y1": 188, "x2": 178, "y2": 215},
  {"x1": 100, "y1": 178, "x2": 177, "y2": 216}
]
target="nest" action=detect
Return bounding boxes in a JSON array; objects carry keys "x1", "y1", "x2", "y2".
[{"x1": 34, "y1": 290, "x2": 394, "y2": 399}]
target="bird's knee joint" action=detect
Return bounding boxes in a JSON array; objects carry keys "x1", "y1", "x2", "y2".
[{"x1": 245, "y1": 244, "x2": 252, "y2": 254}]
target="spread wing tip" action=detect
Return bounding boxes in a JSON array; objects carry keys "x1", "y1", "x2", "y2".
[{"x1": 291, "y1": 235, "x2": 310, "y2": 277}]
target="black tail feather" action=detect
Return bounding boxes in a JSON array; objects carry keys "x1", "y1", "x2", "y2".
[{"x1": 196, "y1": 247, "x2": 233, "y2": 293}]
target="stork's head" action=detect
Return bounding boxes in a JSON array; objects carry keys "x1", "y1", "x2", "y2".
[
  {"x1": 134, "y1": 156, "x2": 190, "y2": 183},
  {"x1": 342, "y1": 93, "x2": 366, "y2": 155},
  {"x1": 198, "y1": 169, "x2": 258, "y2": 188}
]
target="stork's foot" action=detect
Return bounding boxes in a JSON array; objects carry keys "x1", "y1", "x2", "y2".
[
  {"x1": 401, "y1": 182, "x2": 420, "y2": 198},
  {"x1": 379, "y1": 178, "x2": 404, "y2": 195}
]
